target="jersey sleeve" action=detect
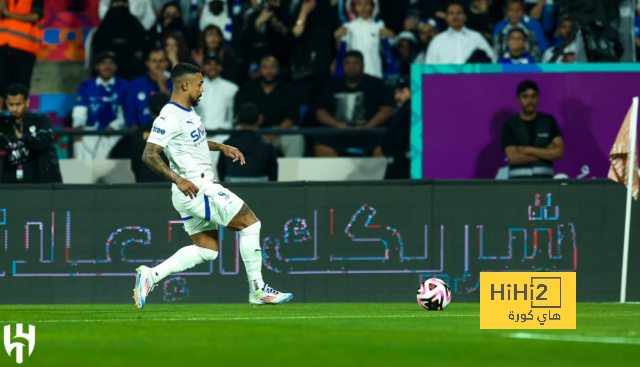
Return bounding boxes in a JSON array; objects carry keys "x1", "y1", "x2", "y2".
[{"x1": 146, "y1": 115, "x2": 181, "y2": 148}]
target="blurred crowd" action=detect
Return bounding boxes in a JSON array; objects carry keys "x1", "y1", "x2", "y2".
[{"x1": 1, "y1": 0, "x2": 638, "y2": 184}]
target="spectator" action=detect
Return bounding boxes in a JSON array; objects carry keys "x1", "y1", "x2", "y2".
[
  {"x1": 290, "y1": 0, "x2": 339, "y2": 106},
  {"x1": 150, "y1": 2, "x2": 185, "y2": 47},
  {"x1": 0, "y1": 84, "x2": 62, "y2": 184},
  {"x1": 217, "y1": 103, "x2": 278, "y2": 182},
  {"x1": 0, "y1": 0, "x2": 44, "y2": 109},
  {"x1": 497, "y1": 28, "x2": 536, "y2": 64},
  {"x1": 131, "y1": 92, "x2": 170, "y2": 182},
  {"x1": 395, "y1": 32, "x2": 418, "y2": 75},
  {"x1": 235, "y1": 56, "x2": 304, "y2": 157},
  {"x1": 334, "y1": 0, "x2": 395, "y2": 78},
  {"x1": 502, "y1": 80, "x2": 564, "y2": 179},
  {"x1": 72, "y1": 51, "x2": 129, "y2": 160},
  {"x1": 414, "y1": 19, "x2": 438, "y2": 63},
  {"x1": 493, "y1": 0, "x2": 548, "y2": 61},
  {"x1": 241, "y1": 0, "x2": 292, "y2": 77},
  {"x1": 195, "y1": 55, "x2": 238, "y2": 169},
  {"x1": 374, "y1": 76, "x2": 411, "y2": 179},
  {"x1": 542, "y1": 15, "x2": 576, "y2": 63},
  {"x1": 424, "y1": 3, "x2": 496, "y2": 64},
  {"x1": 162, "y1": 31, "x2": 190, "y2": 70},
  {"x1": 98, "y1": 0, "x2": 157, "y2": 31},
  {"x1": 124, "y1": 48, "x2": 172, "y2": 129},
  {"x1": 152, "y1": 0, "x2": 202, "y2": 29},
  {"x1": 199, "y1": 0, "x2": 232, "y2": 41},
  {"x1": 466, "y1": 0, "x2": 496, "y2": 41},
  {"x1": 315, "y1": 51, "x2": 394, "y2": 157},
  {"x1": 92, "y1": 0, "x2": 147, "y2": 81},
  {"x1": 193, "y1": 24, "x2": 239, "y2": 83}
]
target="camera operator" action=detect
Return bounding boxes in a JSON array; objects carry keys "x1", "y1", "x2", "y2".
[{"x1": 0, "y1": 83, "x2": 62, "y2": 184}]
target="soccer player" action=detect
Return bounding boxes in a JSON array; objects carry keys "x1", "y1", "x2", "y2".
[{"x1": 132, "y1": 62, "x2": 292, "y2": 308}]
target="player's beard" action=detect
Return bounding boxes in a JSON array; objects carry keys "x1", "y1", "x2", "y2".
[{"x1": 191, "y1": 94, "x2": 202, "y2": 107}]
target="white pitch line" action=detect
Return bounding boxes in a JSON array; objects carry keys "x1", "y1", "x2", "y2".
[
  {"x1": 506, "y1": 333, "x2": 640, "y2": 345},
  {"x1": 0, "y1": 314, "x2": 479, "y2": 323}
]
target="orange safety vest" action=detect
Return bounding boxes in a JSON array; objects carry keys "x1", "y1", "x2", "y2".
[{"x1": 0, "y1": 0, "x2": 44, "y2": 55}]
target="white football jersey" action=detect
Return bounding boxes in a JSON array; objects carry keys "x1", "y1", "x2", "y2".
[{"x1": 147, "y1": 102, "x2": 214, "y2": 193}]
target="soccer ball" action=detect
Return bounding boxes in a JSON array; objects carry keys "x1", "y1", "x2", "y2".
[{"x1": 417, "y1": 278, "x2": 451, "y2": 311}]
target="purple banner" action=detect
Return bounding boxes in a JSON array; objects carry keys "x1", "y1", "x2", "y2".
[{"x1": 422, "y1": 72, "x2": 640, "y2": 179}]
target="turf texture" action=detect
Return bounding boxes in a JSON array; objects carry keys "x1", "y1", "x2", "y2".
[{"x1": 0, "y1": 303, "x2": 638, "y2": 367}]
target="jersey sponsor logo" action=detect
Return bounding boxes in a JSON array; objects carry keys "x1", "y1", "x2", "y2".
[
  {"x1": 190, "y1": 125, "x2": 206, "y2": 143},
  {"x1": 218, "y1": 191, "x2": 230, "y2": 200},
  {"x1": 152, "y1": 126, "x2": 166, "y2": 135}
]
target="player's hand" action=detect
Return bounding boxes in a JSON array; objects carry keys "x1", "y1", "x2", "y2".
[
  {"x1": 221, "y1": 145, "x2": 245, "y2": 165},
  {"x1": 176, "y1": 178, "x2": 199, "y2": 199},
  {"x1": 335, "y1": 122, "x2": 350, "y2": 129}
]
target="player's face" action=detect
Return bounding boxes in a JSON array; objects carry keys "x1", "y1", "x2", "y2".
[
  {"x1": 6, "y1": 94, "x2": 29, "y2": 120},
  {"x1": 343, "y1": 56, "x2": 364, "y2": 79},
  {"x1": 518, "y1": 89, "x2": 539, "y2": 114},
  {"x1": 506, "y1": 3, "x2": 524, "y2": 25},
  {"x1": 394, "y1": 87, "x2": 411, "y2": 107},
  {"x1": 259, "y1": 58, "x2": 279, "y2": 84},
  {"x1": 188, "y1": 73, "x2": 204, "y2": 107},
  {"x1": 446, "y1": 5, "x2": 466, "y2": 30},
  {"x1": 507, "y1": 32, "x2": 526, "y2": 54},
  {"x1": 95, "y1": 58, "x2": 117, "y2": 80}
]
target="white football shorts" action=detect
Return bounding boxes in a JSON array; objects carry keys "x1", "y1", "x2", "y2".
[{"x1": 172, "y1": 180, "x2": 245, "y2": 235}]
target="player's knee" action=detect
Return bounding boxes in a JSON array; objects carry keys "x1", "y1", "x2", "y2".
[
  {"x1": 239, "y1": 220, "x2": 261, "y2": 236},
  {"x1": 195, "y1": 245, "x2": 219, "y2": 261}
]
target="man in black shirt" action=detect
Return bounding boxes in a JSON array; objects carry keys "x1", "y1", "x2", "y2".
[
  {"x1": 501, "y1": 80, "x2": 564, "y2": 179},
  {"x1": 0, "y1": 83, "x2": 62, "y2": 184},
  {"x1": 218, "y1": 103, "x2": 278, "y2": 182},
  {"x1": 375, "y1": 76, "x2": 412, "y2": 179},
  {"x1": 234, "y1": 56, "x2": 304, "y2": 157},
  {"x1": 315, "y1": 51, "x2": 394, "y2": 157}
]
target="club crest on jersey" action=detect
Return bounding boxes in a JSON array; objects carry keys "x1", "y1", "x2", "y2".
[{"x1": 190, "y1": 125, "x2": 206, "y2": 144}]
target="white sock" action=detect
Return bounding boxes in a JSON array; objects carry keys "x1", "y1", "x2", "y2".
[
  {"x1": 239, "y1": 221, "x2": 265, "y2": 294},
  {"x1": 151, "y1": 245, "x2": 218, "y2": 283}
]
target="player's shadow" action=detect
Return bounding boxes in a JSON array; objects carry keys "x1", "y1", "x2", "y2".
[
  {"x1": 557, "y1": 98, "x2": 606, "y2": 178},
  {"x1": 474, "y1": 109, "x2": 515, "y2": 179}
]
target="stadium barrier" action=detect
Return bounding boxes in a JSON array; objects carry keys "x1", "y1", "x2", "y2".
[{"x1": 0, "y1": 179, "x2": 638, "y2": 304}]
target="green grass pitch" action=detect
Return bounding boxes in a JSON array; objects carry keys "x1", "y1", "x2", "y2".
[{"x1": 0, "y1": 303, "x2": 638, "y2": 367}]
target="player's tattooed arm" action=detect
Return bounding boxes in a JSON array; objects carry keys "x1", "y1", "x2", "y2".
[
  {"x1": 142, "y1": 142, "x2": 199, "y2": 198},
  {"x1": 207, "y1": 141, "x2": 222, "y2": 151},
  {"x1": 142, "y1": 143, "x2": 180, "y2": 182}
]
